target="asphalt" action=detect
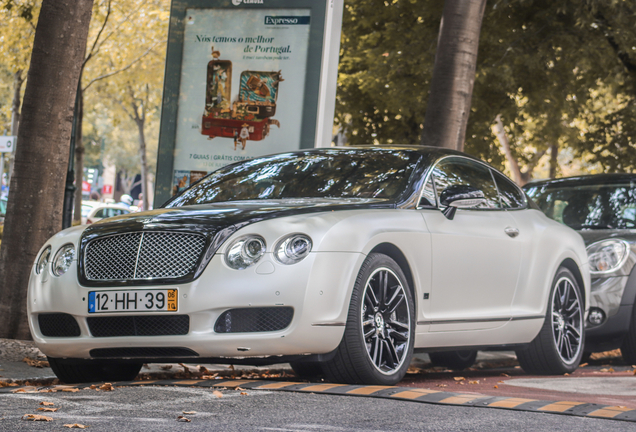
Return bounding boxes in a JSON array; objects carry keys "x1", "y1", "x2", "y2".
[{"x1": 2, "y1": 338, "x2": 636, "y2": 417}]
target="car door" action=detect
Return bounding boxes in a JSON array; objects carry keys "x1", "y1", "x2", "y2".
[{"x1": 419, "y1": 157, "x2": 523, "y2": 331}]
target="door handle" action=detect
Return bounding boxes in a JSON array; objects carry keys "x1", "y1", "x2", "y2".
[{"x1": 505, "y1": 227, "x2": 520, "y2": 238}]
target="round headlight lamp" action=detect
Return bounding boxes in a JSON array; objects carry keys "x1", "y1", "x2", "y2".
[
  {"x1": 587, "y1": 239, "x2": 630, "y2": 275},
  {"x1": 225, "y1": 235, "x2": 266, "y2": 270},
  {"x1": 52, "y1": 244, "x2": 75, "y2": 276},
  {"x1": 36, "y1": 246, "x2": 51, "y2": 274},
  {"x1": 275, "y1": 234, "x2": 312, "y2": 265}
]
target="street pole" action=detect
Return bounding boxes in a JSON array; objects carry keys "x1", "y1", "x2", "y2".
[{"x1": 63, "y1": 82, "x2": 80, "y2": 229}]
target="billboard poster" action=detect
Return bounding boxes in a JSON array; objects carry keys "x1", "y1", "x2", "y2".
[{"x1": 171, "y1": 8, "x2": 312, "y2": 195}]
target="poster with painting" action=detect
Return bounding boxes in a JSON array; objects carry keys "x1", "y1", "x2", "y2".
[{"x1": 171, "y1": 8, "x2": 311, "y2": 194}]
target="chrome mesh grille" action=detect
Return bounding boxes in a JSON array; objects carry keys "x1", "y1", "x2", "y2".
[{"x1": 84, "y1": 232, "x2": 206, "y2": 281}]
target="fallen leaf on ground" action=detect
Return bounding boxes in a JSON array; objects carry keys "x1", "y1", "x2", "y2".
[
  {"x1": 22, "y1": 358, "x2": 50, "y2": 368},
  {"x1": 89, "y1": 385, "x2": 97, "y2": 390},
  {"x1": 182, "y1": 411, "x2": 197, "y2": 415},
  {"x1": 40, "y1": 402, "x2": 55, "y2": 406},
  {"x1": 178, "y1": 363, "x2": 190, "y2": 374},
  {"x1": 22, "y1": 414, "x2": 53, "y2": 421},
  {"x1": 500, "y1": 373, "x2": 510, "y2": 377},
  {"x1": 468, "y1": 380, "x2": 479, "y2": 385},
  {"x1": 564, "y1": 373, "x2": 570, "y2": 376},
  {"x1": 160, "y1": 365, "x2": 173, "y2": 370},
  {"x1": 436, "y1": 384, "x2": 447, "y2": 388},
  {"x1": 38, "y1": 407, "x2": 58, "y2": 412},
  {"x1": 99, "y1": 383, "x2": 114, "y2": 391},
  {"x1": 240, "y1": 392, "x2": 248, "y2": 396},
  {"x1": 199, "y1": 366, "x2": 210, "y2": 374},
  {"x1": 63, "y1": 424, "x2": 88, "y2": 429},
  {"x1": 453, "y1": 377, "x2": 465, "y2": 381},
  {"x1": 497, "y1": 381, "x2": 504, "y2": 384},
  {"x1": 62, "y1": 388, "x2": 80, "y2": 393},
  {"x1": 12, "y1": 388, "x2": 27, "y2": 393},
  {"x1": 579, "y1": 363, "x2": 588, "y2": 367},
  {"x1": 212, "y1": 390, "x2": 223, "y2": 398},
  {"x1": 177, "y1": 416, "x2": 191, "y2": 422},
  {"x1": 493, "y1": 385, "x2": 499, "y2": 389}
]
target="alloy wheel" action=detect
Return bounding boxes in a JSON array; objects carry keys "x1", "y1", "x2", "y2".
[
  {"x1": 551, "y1": 276, "x2": 583, "y2": 364},
  {"x1": 361, "y1": 267, "x2": 411, "y2": 375}
]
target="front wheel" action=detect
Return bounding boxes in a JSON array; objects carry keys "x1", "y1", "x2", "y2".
[
  {"x1": 322, "y1": 253, "x2": 415, "y2": 385},
  {"x1": 516, "y1": 267, "x2": 584, "y2": 374},
  {"x1": 620, "y1": 305, "x2": 636, "y2": 364},
  {"x1": 48, "y1": 357, "x2": 142, "y2": 384}
]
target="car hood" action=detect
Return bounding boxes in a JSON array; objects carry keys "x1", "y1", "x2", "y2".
[
  {"x1": 82, "y1": 198, "x2": 393, "y2": 238},
  {"x1": 577, "y1": 230, "x2": 636, "y2": 247}
]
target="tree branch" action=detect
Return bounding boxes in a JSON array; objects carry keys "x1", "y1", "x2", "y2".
[
  {"x1": 83, "y1": 0, "x2": 112, "y2": 68},
  {"x1": 82, "y1": 41, "x2": 159, "y2": 91}
]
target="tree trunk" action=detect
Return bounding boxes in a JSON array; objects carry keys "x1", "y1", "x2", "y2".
[
  {"x1": 7, "y1": 70, "x2": 24, "y2": 186},
  {"x1": 135, "y1": 118, "x2": 149, "y2": 211},
  {"x1": 0, "y1": 0, "x2": 94, "y2": 340},
  {"x1": 73, "y1": 87, "x2": 84, "y2": 222},
  {"x1": 420, "y1": 0, "x2": 487, "y2": 151},
  {"x1": 549, "y1": 143, "x2": 558, "y2": 179},
  {"x1": 492, "y1": 114, "x2": 523, "y2": 185}
]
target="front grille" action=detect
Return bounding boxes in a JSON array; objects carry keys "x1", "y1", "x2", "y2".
[
  {"x1": 84, "y1": 232, "x2": 206, "y2": 281},
  {"x1": 90, "y1": 347, "x2": 199, "y2": 358},
  {"x1": 87, "y1": 315, "x2": 190, "y2": 337},
  {"x1": 38, "y1": 313, "x2": 81, "y2": 337},
  {"x1": 215, "y1": 307, "x2": 294, "y2": 333}
]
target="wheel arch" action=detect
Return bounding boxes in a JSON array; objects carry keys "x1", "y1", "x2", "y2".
[
  {"x1": 368, "y1": 242, "x2": 417, "y2": 313},
  {"x1": 560, "y1": 257, "x2": 586, "y2": 307}
]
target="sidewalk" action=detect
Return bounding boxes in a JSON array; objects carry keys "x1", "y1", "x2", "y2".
[{"x1": 2, "y1": 338, "x2": 635, "y2": 401}]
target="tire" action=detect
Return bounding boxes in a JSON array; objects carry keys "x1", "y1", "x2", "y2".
[
  {"x1": 516, "y1": 267, "x2": 584, "y2": 374},
  {"x1": 429, "y1": 350, "x2": 477, "y2": 371},
  {"x1": 620, "y1": 305, "x2": 636, "y2": 364},
  {"x1": 290, "y1": 361, "x2": 324, "y2": 381},
  {"x1": 322, "y1": 253, "x2": 415, "y2": 385},
  {"x1": 48, "y1": 357, "x2": 142, "y2": 384}
]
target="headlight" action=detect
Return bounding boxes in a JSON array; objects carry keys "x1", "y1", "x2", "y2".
[
  {"x1": 275, "y1": 234, "x2": 312, "y2": 265},
  {"x1": 225, "y1": 235, "x2": 266, "y2": 270},
  {"x1": 52, "y1": 244, "x2": 75, "y2": 276},
  {"x1": 36, "y1": 246, "x2": 51, "y2": 274},
  {"x1": 587, "y1": 239, "x2": 630, "y2": 275}
]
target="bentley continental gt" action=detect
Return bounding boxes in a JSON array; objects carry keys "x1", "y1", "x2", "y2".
[{"x1": 29, "y1": 146, "x2": 590, "y2": 385}]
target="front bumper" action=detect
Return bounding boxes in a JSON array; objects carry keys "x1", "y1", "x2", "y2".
[
  {"x1": 585, "y1": 274, "x2": 635, "y2": 352},
  {"x1": 28, "y1": 251, "x2": 364, "y2": 361}
]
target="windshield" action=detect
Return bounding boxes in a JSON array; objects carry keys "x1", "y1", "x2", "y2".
[
  {"x1": 166, "y1": 150, "x2": 421, "y2": 207},
  {"x1": 525, "y1": 182, "x2": 636, "y2": 229}
]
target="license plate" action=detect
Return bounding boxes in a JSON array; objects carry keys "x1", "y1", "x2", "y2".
[{"x1": 88, "y1": 289, "x2": 178, "y2": 313}]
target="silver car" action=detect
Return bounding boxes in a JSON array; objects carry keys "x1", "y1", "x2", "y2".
[{"x1": 525, "y1": 174, "x2": 636, "y2": 363}]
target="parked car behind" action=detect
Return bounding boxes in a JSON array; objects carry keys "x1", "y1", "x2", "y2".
[
  {"x1": 81, "y1": 201, "x2": 131, "y2": 225},
  {"x1": 524, "y1": 174, "x2": 636, "y2": 363},
  {"x1": 29, "y1": 146, "x2": 590, "y2": 385}
]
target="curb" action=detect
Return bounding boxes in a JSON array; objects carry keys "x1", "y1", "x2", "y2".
[{"x1": 2, "y1": 378, "x2": 636, "y2": 422}]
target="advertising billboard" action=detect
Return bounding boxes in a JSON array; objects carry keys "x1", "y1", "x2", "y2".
[{"x1": 155, "y1": 0, "x2": 343, "y2": 205}]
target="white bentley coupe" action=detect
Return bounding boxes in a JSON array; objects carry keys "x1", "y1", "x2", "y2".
[{"x1": 28, "y1": 146, "x2": 590, "y2": 385}]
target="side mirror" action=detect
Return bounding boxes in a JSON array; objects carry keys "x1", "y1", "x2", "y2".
[{"x1": 439, "y1": 185, "x2": 487, "y2": 220}]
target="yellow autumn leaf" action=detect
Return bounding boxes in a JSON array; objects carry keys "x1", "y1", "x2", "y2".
[{"x1": 22, "y1": 414, "x2": 53, "y2": 421}]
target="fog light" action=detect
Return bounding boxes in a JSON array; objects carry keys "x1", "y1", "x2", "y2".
[{"x1": 588, "y1": 308, "x2": 605, "y2": 326}]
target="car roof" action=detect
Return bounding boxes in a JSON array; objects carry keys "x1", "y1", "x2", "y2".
[{"x1": 523, "y1": 173, "x2": 636, "y2": 189}]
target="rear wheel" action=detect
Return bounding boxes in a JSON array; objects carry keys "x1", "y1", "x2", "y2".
[
  {"x1": 516, "y1": 267, "x2": 584, "y2": 374},
  {"x1": 429, "y1": 350, "x2": 477, "y2": 371},
  {"x1": 620, "y1": 305, "x2": 636, "y2": 364},
  {"x1": 48, "y1": 357, "x2": 142, "y2": 384},
  {"x1": 322, "y1": 253, "x2": 415, "y2": 385}
]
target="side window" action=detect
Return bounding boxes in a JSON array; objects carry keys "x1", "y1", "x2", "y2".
[
  {"x1": 432, "y1": 158, "x2": 500, "y2": 209},
  {"x1": 419, "y1": 177, "x2": 436, "y2": 207},
  {"x1": 492, "y1": 171, "x2": 527, "y2": 209},
  {"x1": 93, "y1": 209, "x2": 104, "y2": 218}
]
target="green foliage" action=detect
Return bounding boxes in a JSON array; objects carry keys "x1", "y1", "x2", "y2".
[{"x1": 337, "y1": 0, "x2": 636, "y2": 177}]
